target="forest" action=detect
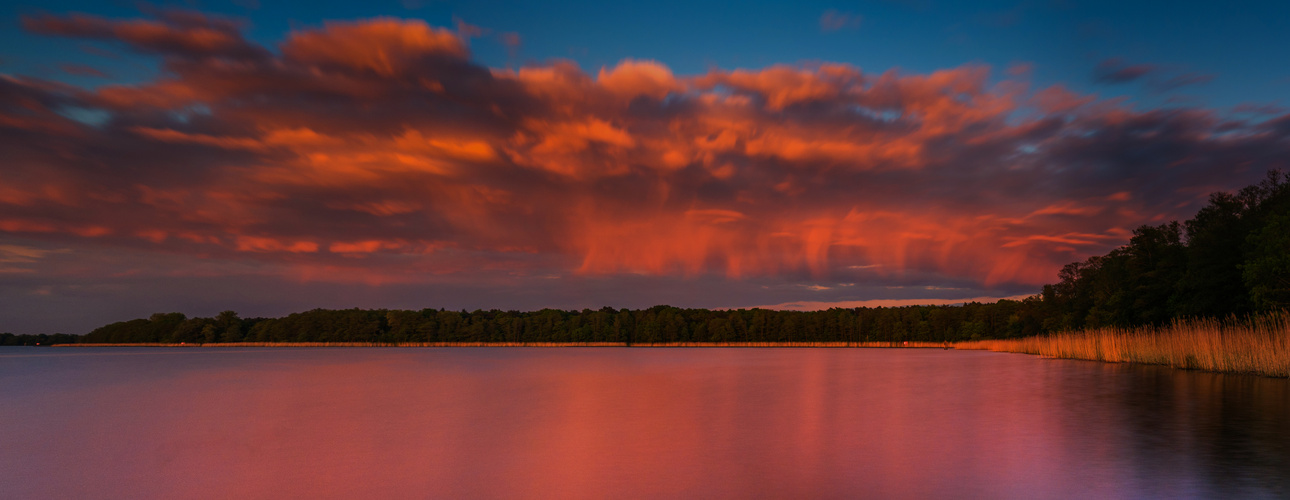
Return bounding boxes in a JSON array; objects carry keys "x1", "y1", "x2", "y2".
[{"x1": 4, "y1": 171, "x2": 1287, "y2": 346}]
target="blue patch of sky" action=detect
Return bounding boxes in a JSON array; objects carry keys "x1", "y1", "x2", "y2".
[
  {"x1": 2, "y1": 0, "x2": 1287, "y2": 112},
  {"x1": 55, "y1": 106, "x2": 109, "y2": 126}
]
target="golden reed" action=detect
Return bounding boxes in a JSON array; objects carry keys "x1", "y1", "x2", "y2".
[{"x1": 955, "y1": 312, "x2": 1290, "y2": 378}]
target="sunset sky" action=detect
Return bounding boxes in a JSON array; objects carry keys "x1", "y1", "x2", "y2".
[{"x1": 2, "y1": 0, "x2": 1289, "y2": 333}]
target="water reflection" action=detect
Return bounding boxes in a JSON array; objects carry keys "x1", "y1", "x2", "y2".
[{"x1": 1, "y1": 347, "x2": 1286, "y2": 499}]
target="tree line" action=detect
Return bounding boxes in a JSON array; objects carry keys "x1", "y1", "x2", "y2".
[
  {"x1": 1038, "y1": 170, "x2": 1289, "y2": 331},
  {"x1": 4, "y1": 171, "x2": 1286, "y2": 346},
  {"x1": 64, "y1": 300, "x2": 1042, "y2": 345}
]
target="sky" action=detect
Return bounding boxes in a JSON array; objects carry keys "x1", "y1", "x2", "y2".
[{"x1": 2, "y1": 1, "x2": 1289, "y2": 334}]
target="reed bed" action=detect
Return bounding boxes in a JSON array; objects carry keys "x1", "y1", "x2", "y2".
[{"x1": 956, "y1": 312, "x2": 1290, "y2": 378}]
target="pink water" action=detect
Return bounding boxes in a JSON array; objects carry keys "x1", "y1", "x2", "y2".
[{"x1": 2, "y1": 347, "x2": 1287, "y2": 499}]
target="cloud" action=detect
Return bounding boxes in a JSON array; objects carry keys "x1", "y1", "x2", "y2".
[
  {"x1": 0, "y1": 243, "x2": 69, "y2": 275},
  {"x1": 3, "y1": 11, "x2": 1290, "y2": 331},
  {"x1": 1005, "y1": 63, "x2": 1033, "y2": 77},
  {"x1": 23, "y1": 10, "x2": 267, "y2": 61},
  {"x1": 282, "y1": 18, "x2": 469, "y2": 76},
  {"x1": 1093, "y1": 58, "x2": 1155, "y2": 84},
  {"x1": 1093, "y1": 57, "x2": 1215, "y2": 92},
  {"x1": 1233, "y1": 103, "x2": 1288, "y2": 115},
  {"x1": 60, "y1": 64, "x2": 110, "y2": 78},
  {"x1": 453, "y1": 17, "x2": 490, "y2": 39},
  {"x1": 754, "y1": 295, "x2": 1036, "y2": 311},
  {"x1": 499, "y1": 32, "x2": 522, "y2": 48},
  {"x1": 820, "y1": 10, "x2": 862, "y2": 32}
]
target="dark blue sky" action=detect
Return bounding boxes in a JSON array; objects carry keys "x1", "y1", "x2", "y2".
[{"x1": 4, "y1": 0, "x2": 1288, "y2": 110}]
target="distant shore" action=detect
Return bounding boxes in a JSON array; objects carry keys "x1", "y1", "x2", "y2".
[
  {"x1": 40, "y1": 316, "x2": 1290, "y2": 378},
  {"x1": 54, "y1": 341, "x2": 952, "y2": 348}
]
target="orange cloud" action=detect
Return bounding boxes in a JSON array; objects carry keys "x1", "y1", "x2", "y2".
[
  {"x1": 23, "y1": 12, "x2": 262, "y2": 60},
  {"x1": 5, "y1": 11, "x2": 1288, "y2": 300},
  {"x1": 234, "y1": 236, "x2": 319, "y2": 253},
  {"x1": 695, "y1": 63, "x2": 864, "y2": 111},
  {"x1": 282, "y1": 18, "x2": 468, "y2": 75},
  {"x1": 597, "y1": 59, "x2": 679, "y2": 101}
]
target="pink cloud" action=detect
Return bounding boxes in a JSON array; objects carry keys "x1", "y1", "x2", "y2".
[{"x1": 3, "y1": 11, "x2": 1288, "y2": 301}]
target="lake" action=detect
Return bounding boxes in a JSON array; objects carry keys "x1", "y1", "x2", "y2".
[{"x1": 2, "y1": 347, "x2": 1287, "y2": 499}]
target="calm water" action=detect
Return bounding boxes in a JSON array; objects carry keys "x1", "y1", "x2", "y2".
[{"x1": 1, "y1": 347, "x2": 1287, "y2": 499}]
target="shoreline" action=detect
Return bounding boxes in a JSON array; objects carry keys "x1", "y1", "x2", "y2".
[
  {"x1": 38, "y1": 319, "x2": 1290, "y2": 378},
  {"x1": 51, "y1": 341, "x2": 953, "y2": 348}
]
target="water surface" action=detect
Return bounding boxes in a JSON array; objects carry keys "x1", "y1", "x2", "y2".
[{"x1": 2, "y1": 347, "x2": 1287, "y2": 499}]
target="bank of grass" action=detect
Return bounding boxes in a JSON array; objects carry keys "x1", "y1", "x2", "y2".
[
  {"x1": 58, "y1": 341, "x2": 950, "y2": 348},
  {"x1": 955, "y1": 312, "x2": 1290, "y2": 378}
]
